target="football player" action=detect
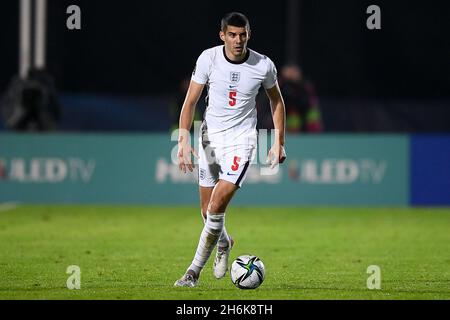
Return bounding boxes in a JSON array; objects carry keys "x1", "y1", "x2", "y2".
[{"x1": 175, "y1": 12, "x2": 286, "y2": 287}]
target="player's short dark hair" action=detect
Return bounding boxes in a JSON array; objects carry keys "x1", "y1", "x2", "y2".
[{"x1": 221, "y1": 12, "x2": 250, "y2": 32}]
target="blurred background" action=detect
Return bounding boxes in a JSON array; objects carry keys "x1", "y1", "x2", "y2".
[
  {"x1": 1, "y1": 0, "x2": 449, "y2": 132},
  {"x1": 0, "y1": 0, "x2": 449, "y2": 206}
]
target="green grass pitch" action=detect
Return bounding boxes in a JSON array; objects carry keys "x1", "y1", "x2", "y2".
[{"x1": 0, "y1": 205, "x2": 449, "y2": 300}]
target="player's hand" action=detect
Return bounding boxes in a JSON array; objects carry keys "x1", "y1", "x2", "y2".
[
  {"x1": 177, "y1": 136, "x2": 199, "y2": 173},
  {"x1": 266, "y1": 143, "x2": 287, "y2": 169}
]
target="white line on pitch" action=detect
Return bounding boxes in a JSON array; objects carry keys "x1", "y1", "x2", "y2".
[{"x1": 0, "y1": 202, "x2": 20, "y2": 212}]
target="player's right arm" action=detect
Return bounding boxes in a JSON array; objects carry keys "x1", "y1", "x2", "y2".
[{"x1": 178, "y1": 81, "x2": 204, "y2": 173}]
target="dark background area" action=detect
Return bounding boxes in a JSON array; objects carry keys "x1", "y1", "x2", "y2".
[{"x1": 0, "y1": 0, "x2": 449, "y2": 131}]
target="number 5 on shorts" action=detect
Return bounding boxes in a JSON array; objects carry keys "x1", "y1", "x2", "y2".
[{"x1": 231, "y1": 156, "x2": 241, "y2": 171}]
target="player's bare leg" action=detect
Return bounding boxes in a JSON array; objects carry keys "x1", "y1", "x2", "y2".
[
  {"x1": 175, "y1": 180, "x2": 238, "y2": 287},
  {"x1": 199, "y1": 186, "x2": 213, "y2": 221}
]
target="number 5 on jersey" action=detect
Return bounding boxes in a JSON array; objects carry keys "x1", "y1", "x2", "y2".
[{"x1": 229, "y1": 91, "x2": 237, "y2": 106}]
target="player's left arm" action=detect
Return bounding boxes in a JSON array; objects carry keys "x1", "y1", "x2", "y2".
[{"x1": 265, "y1": 83, "x2": 287, "y2": 168}]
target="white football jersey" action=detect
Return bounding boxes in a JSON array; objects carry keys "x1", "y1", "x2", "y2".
[{"x1": 191, "y1": 45, "x2": 278, "y2": 145}]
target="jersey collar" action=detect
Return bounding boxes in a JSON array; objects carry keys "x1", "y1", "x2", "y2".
[{"x1": 222, "y1": 46, "x2": 250, "y2": 65}]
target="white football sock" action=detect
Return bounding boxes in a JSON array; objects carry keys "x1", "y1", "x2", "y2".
[
  {"x1": 202, "y1": 211, "x2": 230, "y2": 249},
  {"x1": 218, "y1": 226, "x2": 231, "y2": 249},
  {"x1": 188, "y1": 212, "x2": 225, "y2": 276}
]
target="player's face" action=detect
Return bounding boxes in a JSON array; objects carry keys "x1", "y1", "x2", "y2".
[{"x1": 220, "y1": 26, "x2": 250, "y2": 60}]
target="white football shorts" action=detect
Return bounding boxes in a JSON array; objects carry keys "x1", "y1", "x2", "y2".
[{"x1": 197, "y1": 137, "x2": 256, "y2": 188}]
